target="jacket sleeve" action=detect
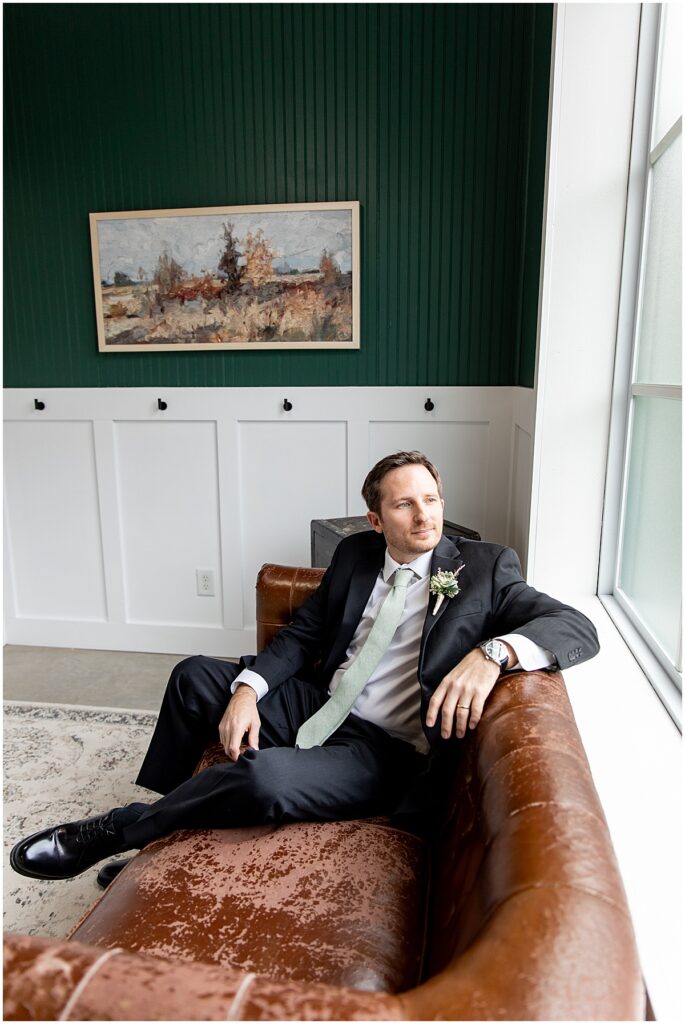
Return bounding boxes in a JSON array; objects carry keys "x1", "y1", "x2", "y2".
[
  {"x1": 490, "y1": 547, "x2": 600, "y2": 670},
  {"x1": 237, "y1": 543, "x2": 343, "y2": 691}
]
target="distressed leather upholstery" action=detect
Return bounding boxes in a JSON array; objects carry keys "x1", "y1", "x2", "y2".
[
  {"x1": 3, "y1": 563, "x2": 645, "y2": 1020},
  {"x1": 67, "y1": 822, "x2": 429, "y2": 993}
]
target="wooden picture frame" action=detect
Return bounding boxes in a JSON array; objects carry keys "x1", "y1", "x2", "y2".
[{"x1": 89, "y1": 201, "x2": 360, "y2": 352}]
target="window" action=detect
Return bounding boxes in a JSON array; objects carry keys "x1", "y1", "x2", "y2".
[{"x1": 599, "y1": 3, "x2": 682, "y2": 725}]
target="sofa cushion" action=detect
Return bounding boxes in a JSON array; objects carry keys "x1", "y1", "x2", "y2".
[{"x1": 69, "y1": 820, "x2": 428, "y2": 994}]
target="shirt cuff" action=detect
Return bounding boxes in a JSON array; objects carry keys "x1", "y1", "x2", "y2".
[
  {"x1": 230, "y1": 668, "x2": 269, "y2": 701},
  {"x1": 496, "y1": 633, "x2": 556, "y2": 671}
]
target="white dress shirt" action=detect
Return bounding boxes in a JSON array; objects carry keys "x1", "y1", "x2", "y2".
[{"x1": 232, "y1": 548, "x2": 554, "y2": 753}]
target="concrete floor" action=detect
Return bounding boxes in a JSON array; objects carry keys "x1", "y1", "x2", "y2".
[{"x1": 3, "y1": 646, "x2": 235, "y2": 710}]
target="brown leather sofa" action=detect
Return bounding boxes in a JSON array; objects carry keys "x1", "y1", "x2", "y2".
[{"x1": 4, "y1": 564, "x2": 645, "y2": 1020}]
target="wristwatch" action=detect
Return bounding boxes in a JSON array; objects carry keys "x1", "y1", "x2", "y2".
[{"x1": 478, "y1": 638, "x2": 510, "y2": 669}]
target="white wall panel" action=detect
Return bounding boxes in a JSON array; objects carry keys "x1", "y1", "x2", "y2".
[
  {"x1": 4, "y1": 421, "x2": 107, "y2": 621},
  {"x1": 368, "y1": 421, "x2": 490, "y2": 537},
  {"x1": 115, "y1": 421, "x2": 222, "y2": 627},
  {"x1": 238, "y1": 420, "x2": 348, "y2": 624},
  {"x1": 4, "y1": 387, "x2": 535, "y2": 654}
]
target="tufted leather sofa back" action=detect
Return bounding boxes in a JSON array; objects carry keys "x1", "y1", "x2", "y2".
[
  {"x1": 256, "y1": 564, "x2": 325, "y2": 651},
  {"x1": 416, "y1": 671, "x2": 644, "y2": 1016}
]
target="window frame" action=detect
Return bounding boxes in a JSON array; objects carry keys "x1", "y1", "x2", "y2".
[{"x1": 598, "y1": 2, "x2": 682, "y2": 728}]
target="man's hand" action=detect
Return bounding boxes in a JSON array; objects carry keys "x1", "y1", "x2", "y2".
[
  {"x1": 218, "y1": 684, "x2": 261, "y2": 761},
  {"x1": 426, "y1": 643, "x2": 515, "y2": 739}
]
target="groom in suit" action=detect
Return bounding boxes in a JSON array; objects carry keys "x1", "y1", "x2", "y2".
[{"x1": 11, "y1": 451, "x2": 599, "y2": 883}]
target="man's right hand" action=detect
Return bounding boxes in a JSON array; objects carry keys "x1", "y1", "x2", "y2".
[{"x1": 218, "y1": 684, "x2": 261, "y2": 762}]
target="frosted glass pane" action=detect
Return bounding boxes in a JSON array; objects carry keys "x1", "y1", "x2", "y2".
[
  {"x1": 653, "y1": 4, "x2": 683, "y2": 145},
  {"x1": 636, "y1": 135, "x2": 682, "y2": 385},
  {"x1": 618, "y1": 396, "x2": 682, "y2": 663}
]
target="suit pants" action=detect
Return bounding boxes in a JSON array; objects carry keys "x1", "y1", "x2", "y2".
[{"x1": 121, "y1": 656, "x2": 426, "y2": 850}]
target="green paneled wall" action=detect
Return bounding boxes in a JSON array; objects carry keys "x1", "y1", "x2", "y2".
[{"x1": 4, "y1": 3, "x2": 552, "y2": 388}]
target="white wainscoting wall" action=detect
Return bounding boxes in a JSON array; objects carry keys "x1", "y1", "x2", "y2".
[{"x1": 4, "y1": 386, "x2": 535, "y2": 656}]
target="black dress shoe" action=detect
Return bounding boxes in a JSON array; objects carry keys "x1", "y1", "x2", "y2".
[
  {"x1": 96, "y1": 857, "x2": 133, "y2": 889},
  {"x1": 9, "y1": 810, "x2": 128, "y2": 881}
]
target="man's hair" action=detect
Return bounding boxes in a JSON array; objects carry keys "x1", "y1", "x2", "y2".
[{"x1": 362, "y1": 451, "x2": 443, "y2": 515}]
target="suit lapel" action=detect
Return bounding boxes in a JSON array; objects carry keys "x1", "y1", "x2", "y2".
[
  {"x1": 420, "y1": 534, "x2": 464, "y2": 656},
  {"x1": 342, "y1": 549, "x2": 384, "y2": 632},
  {"x1": 326, "y1": 540, "x2": 385, "y2": 673}
]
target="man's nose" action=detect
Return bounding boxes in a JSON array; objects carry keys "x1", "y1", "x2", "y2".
[{"x1": 414, "y1": 505, "x2": 429, "y2": 521}]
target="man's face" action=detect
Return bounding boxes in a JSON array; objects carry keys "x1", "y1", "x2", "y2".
[{"x1": 367, "y1": 464, "x2": 444, "y2": 564}]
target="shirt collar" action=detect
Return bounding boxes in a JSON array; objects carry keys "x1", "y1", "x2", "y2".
[{"x1": 382, "y1": 548, "x2": 433, "y2": 583}]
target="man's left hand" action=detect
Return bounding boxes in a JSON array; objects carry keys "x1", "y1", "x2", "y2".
[{"x1": 426, "y1": 643, "x2": 515, "y2": 739}]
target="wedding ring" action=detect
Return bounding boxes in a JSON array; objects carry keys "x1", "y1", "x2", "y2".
[{"x1": 457, "y1": 704, "x2": 470, "y2": 710}]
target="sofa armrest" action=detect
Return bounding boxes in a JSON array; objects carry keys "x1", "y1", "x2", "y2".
[
  {"x1": 5, "y1": 919, "x2": 646, "y2": 1022},
  {"x1": 3, "y1": 933, "x2": 403, "y2": 1021},
  {"x1": 399, "y1": 889, "x2": 646, "y2": 1020},
  {"x1": 416, "y1": 669, "x2": 646, "y2": 1020}
]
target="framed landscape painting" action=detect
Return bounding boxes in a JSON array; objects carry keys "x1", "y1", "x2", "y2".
[{"x1": 89, "y1": 201, "x2": 360, "y2": 352}]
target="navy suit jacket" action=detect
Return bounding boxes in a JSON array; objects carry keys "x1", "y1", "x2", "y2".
[{"x1": 243, "y1": 531, "x2": 599, "y2": 752}]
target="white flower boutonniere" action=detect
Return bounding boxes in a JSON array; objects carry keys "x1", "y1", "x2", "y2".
[{"x1": 429, "y1": 565, "x2": 465, "y2": 615}]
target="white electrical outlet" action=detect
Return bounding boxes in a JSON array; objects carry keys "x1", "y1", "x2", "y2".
[{"x1": 196, "y1": 569, "x2": 215, "y2": 597}]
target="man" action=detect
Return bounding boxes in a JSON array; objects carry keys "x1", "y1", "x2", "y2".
[{"x1": 10, "y1": 452, "x2": 599, "y2": 884}]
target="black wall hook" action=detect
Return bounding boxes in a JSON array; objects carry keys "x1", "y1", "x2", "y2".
[
  {"x1": 424, "y1": 398, "x2": 435, "y2": 411},
  {"x1": 283, "y1": 398, "x2": 293, "y2": 411},
  {"x1": 158, "y1": 398, "x2": 168, "y2": 411},
  {"x1": 34, "y1": 399, "x2": 45, "y2": 411}
]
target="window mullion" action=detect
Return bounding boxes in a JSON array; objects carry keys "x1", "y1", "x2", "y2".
[
  {"x1": 631, "y1": 383, "x2": 682, "y2": 399},
  {"x1": 649, "y1": 113, "x2": 682, "y2": 165},
  {"x1": 597, "y1": 3, "x2": 660, "y2": 598}
]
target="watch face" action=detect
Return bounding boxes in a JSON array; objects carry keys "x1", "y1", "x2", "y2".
[{"x1": 484, "y1": 640, "x2": 507, "y2": 665}]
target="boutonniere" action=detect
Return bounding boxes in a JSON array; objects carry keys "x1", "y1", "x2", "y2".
[{"x1": 429, "y1": 565, "x2": 465, "y2": 615}]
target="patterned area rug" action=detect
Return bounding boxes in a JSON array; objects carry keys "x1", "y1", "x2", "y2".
[{"x1": 3, "y1": 701, "x2": 159, "y2": 939}]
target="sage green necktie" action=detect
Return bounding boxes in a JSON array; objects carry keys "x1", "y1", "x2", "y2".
[{"x1": 295, "y1": 567, "x2": 415, "y2": 749}]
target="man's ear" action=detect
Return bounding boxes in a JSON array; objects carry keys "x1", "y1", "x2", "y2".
[{"x1": 366, "y1": 510, "x2": 384, "y2": 535}]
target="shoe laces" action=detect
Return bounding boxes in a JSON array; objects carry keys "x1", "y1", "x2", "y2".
[{"x1": 75, "y1": 813, "x2": 117, "y2": 845}]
